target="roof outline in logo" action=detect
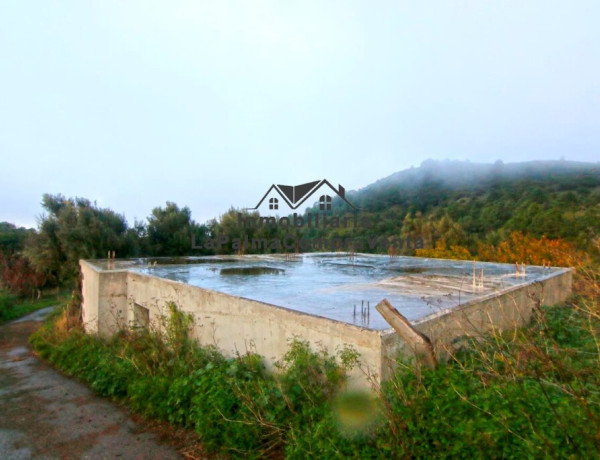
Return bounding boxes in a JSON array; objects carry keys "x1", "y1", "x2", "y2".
[{"x1": 246, "y1": 179, "x2": 357, "y2": 211}]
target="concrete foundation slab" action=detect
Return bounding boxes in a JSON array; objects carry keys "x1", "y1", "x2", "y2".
[{"x1": 80, "y1": 254, "x2": 573, "y2": 389}]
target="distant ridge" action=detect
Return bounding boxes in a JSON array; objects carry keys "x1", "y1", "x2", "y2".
[
  {"x1": 339, "y1": 159, "x2": 600, "y2": 210},
  {"x1": 360, "y1": 159, "x2": 600, "y2": 192}
]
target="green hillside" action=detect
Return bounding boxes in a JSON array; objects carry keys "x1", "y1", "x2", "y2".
[{"x1": 319, "y1": 159, "x2": 600, "y2": 252}]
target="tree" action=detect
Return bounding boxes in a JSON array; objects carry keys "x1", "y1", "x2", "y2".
[
  {"x1": 477, "y1": 231, "x2": 580, "y2": 267},
  {"x1": 0, "y1": 222, "x2": 32, "y2": 254},
  {"x1": 0, "y1": 222, "x2": 45, "y2": 296},
  {"x1": 24, "y1": 194, "x2": 133, "y2": 286},
  {"x1": 146, "y1": 202, "x2": 200, "y2": 256}
]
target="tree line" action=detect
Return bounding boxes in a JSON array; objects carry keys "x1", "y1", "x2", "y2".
[
  {"x1": 1, "y1": 160, "x2": 599, "y2": 296},
  {"x1": 0, "y1": 194, "x2": 210, "y2": 293}
]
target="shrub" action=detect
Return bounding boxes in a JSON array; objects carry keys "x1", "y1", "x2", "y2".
[{"x1": 0, "y1": 289, "x2": 16, "y2": 322}]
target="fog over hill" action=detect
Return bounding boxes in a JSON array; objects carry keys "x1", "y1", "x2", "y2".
[
  {"x1": 337, "y1": 159, "x2": 600, "y2": 212},
  {"x1": 357, "y1": 159, "x2": 599, "y2": 193}
]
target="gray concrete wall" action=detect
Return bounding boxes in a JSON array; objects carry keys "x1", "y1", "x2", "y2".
[
  {"x1": 80, "y1": 259, "x2": 573, "y2": 390},
  {"x1": 81, "y1": 261, "x2": 128, "y2": 337},
  {"x1": 380, "y1": 269, "x2": 574, "y2": 381},
  {"x1": 81, "y1": 260, "x2": 100, "y2": 334},
  {"x1": 125, "y1": 271, "x2": 383, "y2": 388}
]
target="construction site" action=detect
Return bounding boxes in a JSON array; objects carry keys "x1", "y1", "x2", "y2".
[{"x1": 80, "y1": 254, "x2": 573, "y2": 388}]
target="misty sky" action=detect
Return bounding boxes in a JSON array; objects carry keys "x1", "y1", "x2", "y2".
[{"x1": 1, "y1": 1, "x2": 598, "y2": 228}]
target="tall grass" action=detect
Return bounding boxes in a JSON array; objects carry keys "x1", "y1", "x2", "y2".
[{"x1": 375, "y1": 263, "x2": 600, "y2": 458}]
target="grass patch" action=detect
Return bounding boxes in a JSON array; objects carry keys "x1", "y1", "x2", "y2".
[
  {"x1": 0, "y1": 289, "x2": 68, "y2": 324},
  {"x1": 377, "y1": 303, "x2": 600, "y2": 458}
]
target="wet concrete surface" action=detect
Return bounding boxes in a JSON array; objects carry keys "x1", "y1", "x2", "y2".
[
  {"x1": 133, "y1": 253, "x2": 563, "y2": 329},
  {"x1": 0, "y1": 307, "x2": 183, "y2": 459}
]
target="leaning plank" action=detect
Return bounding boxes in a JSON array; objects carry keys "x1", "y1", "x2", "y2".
[{"x1": 376, "y1": 298, "x2": 438, "y2": 369}]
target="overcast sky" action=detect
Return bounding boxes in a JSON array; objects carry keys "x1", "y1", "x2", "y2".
[{"x1": 1, "y1": 1, "x2": 598, "y2": 228}]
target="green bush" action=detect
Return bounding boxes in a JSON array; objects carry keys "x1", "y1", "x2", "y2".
[{"x1": 0, "y1": 290, "x2": 16, "y2": 322}]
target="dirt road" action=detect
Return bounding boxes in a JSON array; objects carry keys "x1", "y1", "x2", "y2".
[{"x1": 0, "y1": 307, "x2": 184, "y2": 459}]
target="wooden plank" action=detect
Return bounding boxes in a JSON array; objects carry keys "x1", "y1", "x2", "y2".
[{"x1": 376, "y1": 298, "x2": 437, "y2": 369}]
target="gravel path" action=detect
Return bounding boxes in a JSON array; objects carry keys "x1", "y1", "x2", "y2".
[{"x1": 0, "y1": 307, "x2": 183, "y2": 459}]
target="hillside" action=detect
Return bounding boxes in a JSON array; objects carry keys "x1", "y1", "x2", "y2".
[{"x1": 323, "y1": 160, "x2": 600, "y2": 250}]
